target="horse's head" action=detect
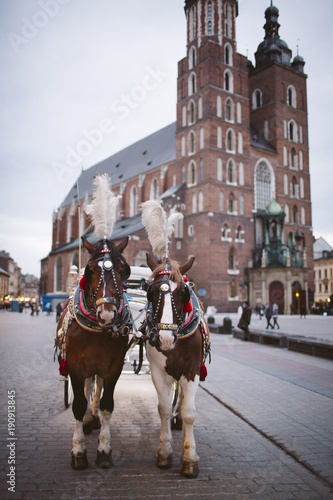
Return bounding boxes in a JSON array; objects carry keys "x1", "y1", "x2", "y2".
[
  {"x1": 146, "y1": 253, "x2": 194, "y2": 351},
  {"x1": 82, "y1": 237, "x2": 130, "y2": 328}
]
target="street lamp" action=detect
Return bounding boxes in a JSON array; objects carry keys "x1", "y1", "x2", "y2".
[{"x1": 295, "y1": 291, "x2": 300, "y2": 314}]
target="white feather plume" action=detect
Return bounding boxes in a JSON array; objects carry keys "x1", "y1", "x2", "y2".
[
  {"x1": 141, "y1": 199, "x2": 183, "y2": 260},
  {"x1": 85, "y1": 173, "x2": 121, "y2": 239}
]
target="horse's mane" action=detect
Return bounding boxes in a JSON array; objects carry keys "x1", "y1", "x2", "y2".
[{"x1": 150, "y1": 259, "x2": 183, "y2": 285}]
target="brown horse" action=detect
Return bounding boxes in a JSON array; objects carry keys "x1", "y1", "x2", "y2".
[
  {"x1": 57, "y1": 236, "x2": 131, "y2": 470},
  {"x1": 144, "y1": 254, "x2": 210, "y2": 478}
]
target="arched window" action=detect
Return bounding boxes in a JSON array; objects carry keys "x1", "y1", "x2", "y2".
[
  {"x1": 217, "y1": 95, "x2": 222, "y2": 117},
  {"x1": 225, "y1": 44, "x2": 232, "y2": 65},
  {"x1": 228, "y1": 193, "x2": 235, "y2": 213},
  {"x1": 188, "y1": 161, "x2": 196, "y2": 185},
  {"x1": 252, "y1": 89, "x2": 262, "y2": 109},
  {"x1": 182, "y1": 165, "x2": 186, "y2": 183},
  {"x1": 188, "y1": 131, "x2": 195, "y2": 154},
  {"x1": 227, "y1": 160, "x2": 235, "y2": 183},
  {"x1": 229, "y1": 248, "x2": 235, "y2": 270},
  {"x1": 56, "y1": 257, "x2": 63, "y2": 292},
  {"x1": 219, "y1": 191, "x2": 224, "y2": 212},
  {"x1": 182, "y1": 105, "x2": 186, "y2": 127},
  {"x1": 229, "y1": 280, "x2": 236, "y2": 298},
  {"x1": 284, "y1": 174, "x2": 288, "y2": 195},
  {"x1": 291, "y1": 176, "x2": 297, "y2": 197},
  {"x1": 285, "y1": 204, "x2": 290, "y2": 222},
  {"x1": 222, "y1": 223, "x2": 229, "y2": 238},
  {"x1": 293, "y1": 205, "x2": 298, "y2": 224},
  {"x1": 239, "y1": 194, "x2": 244, "y2": 215},
  {"x1": 255, "y1": 161, "x2": 273, "y2": 210},
  {"x1": 300, "y1": 177, "x2": 304, "y2": 199},
  {"x1": 207, "y1": 20, "x2": 212, "y2": 34},
  {"x1": 181, "y1": 135, "x2": 185, "y2": 156},
  {"x1": 225, "y1": 3, "x2": 231, "y2": 37},
  {"x1": 189, "y1": 46, "x2": 196, "y2": 69},
  {"x1": 217, "y1": 126, "x2": 222, "y2": 148},
  {"x1": 217, "y1": 158, "x2": 223, "y2": 181},
  {"x1": 188, "y1": 72, "x2": 196, "y2": 95},
  {"x1": 301, "y1": 206, "x2": 305, "y2": 225},
  {"x1": 192, "y1": 192, "x2": 197, "y2": 213},
  {"x1": 130, "y1": 186, "x2": 138, "y2": 216},
  {"x1": 239, "y1": 162, "x2": 244, "y2": 186},
  {"x1": 207, "y1": 1, "x2": 212, "y2": 17},
  {"x1": 287, "y1": 85, "x2": 297, "y2": 108},
  {"x1": 189, "y1": 7, "x2": 195, "y2": 41},
  {"x1": 189, "y1": 100, "x2": 195, "y2": 124},
  {"x1": 150, "y1": 178, "x2": 159, "y2": 200},
  {"x1": 236, "y1": 225, "x2": 243, "y2": 240},
  {"x1": 225, "y1": 98, "x2": 234, "y2": 122},
  {"x1": 198, "y1": 191, "x2": 204, "y2": 212},
  {"x1": 224, "y1": 70, "x2": 233, "y2": 92},
  {"x1": 226, "y1": 129, "x2": 235, "y2": 152},
  {"x1": 291, "y1": 147, "x2": 297, "y2": 168},
  {"x1": 198, "y1": 97, "x2": 203, "y2": 118},
  {"x1": 289, "y1": 120, "x2": 297, "y2": 142}
]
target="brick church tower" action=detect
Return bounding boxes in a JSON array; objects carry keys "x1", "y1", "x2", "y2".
[
  {"x1": 174, "y1": 0, "x2": 254, "y2": 308},
  {"x1": 173, "y1": 0, "x2": 313, "y2": 313}
]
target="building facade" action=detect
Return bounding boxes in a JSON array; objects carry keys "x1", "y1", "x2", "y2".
[
  {"x1": 313, "y1": 237, "x2": 333, "y2": 310},
  {"x1": 42, "y1": 1, "x2": 314, "y2": 313}
]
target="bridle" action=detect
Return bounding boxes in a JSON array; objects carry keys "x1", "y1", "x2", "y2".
[
  {"x1": 88, "y1": 240, "x2": 124, "y2": 313},
  {"x1": 146, "y1": 259, "x2": 190, "y2": 346}
]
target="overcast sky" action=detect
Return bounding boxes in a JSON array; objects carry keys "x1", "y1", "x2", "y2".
[{"x1": 1, "y1": 0, "x2": 332, "y2": 277}]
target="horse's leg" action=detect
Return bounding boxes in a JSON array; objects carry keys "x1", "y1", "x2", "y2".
[
  {"x1": 71, "y1": 374, "x2": 88, "y2": 470},
  {"x1": 95, "y1": 377, "x2": 117, "y2": 469},
  {"x1": 91, "y1": 376, "x2": 103, "y2": 430},
  {"x1": 82, "y1": 376, "x2": 102, "y2": 434},
  {"x1": 82, "y1": 377, "x2": 93, "y2": 435},
  {"x1": 179, "y1": 375, "x2": 200, "y2": 478},
  {"x1": 149, "y1": 358, "x2": 174, "y2": 469}
]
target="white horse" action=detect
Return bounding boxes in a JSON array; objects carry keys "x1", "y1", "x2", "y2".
[{"x1": 141, "y1": 200, "x2": 210, "y2": 478}]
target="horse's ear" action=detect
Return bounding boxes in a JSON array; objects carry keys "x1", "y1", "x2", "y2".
[
  {"x1": 180, "y1": 256, "x2": 195, "y2": 276},
  {"x1": 82, "y1": 237, "x2": 96, "y2": 255},
  {"x1": 115, "y1": 237, "x2": 129, "y2": 254},
  {"x1": 146, "y1": 253, "x2": 158, "y2": 271}
]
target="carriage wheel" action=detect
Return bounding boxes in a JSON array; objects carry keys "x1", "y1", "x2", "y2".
[
  {"x1": 170, "y1": 381, "x2": 182, "y2": 430},
  {"x1": 64, "y1": 376, "x2": 73, "y2": 409}
]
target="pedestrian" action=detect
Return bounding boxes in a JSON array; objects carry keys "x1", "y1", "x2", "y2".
[
  {"x1": 30, "y1": 300, "x2": 35, "y2": 316},
  {"x1": 300, "y1": 305, "x2": 307, "y2": 319},
  {"x1": 56, "y1": 302, "x2": 63, "y2": 322},
  {"x1": 238, "y1": 301, "x2": 252, "y2": 340},
  {"x1": 259, "y1": 304, "x2": 264, "y2": 320},
  {"x1": 265, "y1": 303, "x2": 273, "y2": 329},
  {"x1": 272, "y1": 302, "x2": 280, "y2": 329}
]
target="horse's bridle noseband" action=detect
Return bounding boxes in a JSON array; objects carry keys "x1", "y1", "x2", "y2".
[{"x1": 89, "y1": 241, "x2": 122, "y2": 311}]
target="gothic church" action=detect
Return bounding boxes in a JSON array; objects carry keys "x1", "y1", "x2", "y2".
[{"x1": 41, "y1": 1, "x2": 313, "y2": 314}]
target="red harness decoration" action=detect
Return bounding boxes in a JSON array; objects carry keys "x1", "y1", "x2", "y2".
[{"x1": 79, "y1": 275, "x2": 89, "y2": 291}]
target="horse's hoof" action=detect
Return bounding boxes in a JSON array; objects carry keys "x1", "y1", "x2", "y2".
[
  {"x1": 71, "y1": 451, "x2": 88, "y2": 470},
  {"x1": 91, "y1": 414, "x2": 101, "y2": 430},
  {"x1": 96, "y1": 450, "x2": 113, "y2": 469},
  {"x1": 181, "y1": 461, "x2": 199, "y2": 478},
  {"x1": 157, "y1": 453, "x2": 172, "y2": 469},
  {"x1": 171, "y1": 416, "x2": 182, "y2": 430}
]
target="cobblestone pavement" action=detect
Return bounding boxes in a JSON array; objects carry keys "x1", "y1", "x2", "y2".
[{"x1": 0, "y1": 312, "x2": 332, "y2": 499}]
